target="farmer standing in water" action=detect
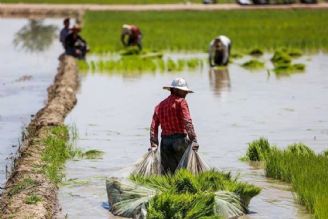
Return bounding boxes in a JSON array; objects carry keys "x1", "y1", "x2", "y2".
[
  {"x1": 150, "y1": 78, "x2": 199, "y2": 174},
  {"x1": 121, "y1": 24, "x2": 142, "y2": 51}
]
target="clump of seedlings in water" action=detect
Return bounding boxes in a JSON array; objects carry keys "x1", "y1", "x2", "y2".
[
  {"x1": 243, "y1": 138, "x2": 328, "y2": 218},
  {"x1": 231, "y1": 52, "x2": 244, "y2": 59},
  {"x1": 241, "y1": 59, "x2": 265, "y2": 70},
  {"x1": 249, "y1": 48, "x2": 263, "y2": 57},
  {"x1": 82, "y1": 149, "x2": 104, "y2": 159},
  {"x1": 271, "y1": 50, "x2": 305, "y2": 75}
]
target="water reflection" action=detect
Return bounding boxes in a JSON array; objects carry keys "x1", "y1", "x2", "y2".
[
  {"x1": 208, "y1": 67, "x2": 231, "y2": 96},
  {"x1": 13, "y1": 19, "x2": 58, "y2": 52}
]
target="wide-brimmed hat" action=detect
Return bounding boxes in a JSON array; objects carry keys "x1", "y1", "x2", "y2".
[{"x1": 163, "y1": 78, "x2": 194, "y2": 93}]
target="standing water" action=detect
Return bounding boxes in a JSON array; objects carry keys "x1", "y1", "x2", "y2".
[
  {"x1": 59, "y1": 53, "x2": 328, "y2": 218},
  {"x1": 0, "y1": 18, "x2": 62, "y2": 186}
]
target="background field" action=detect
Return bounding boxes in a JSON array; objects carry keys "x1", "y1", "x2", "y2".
[
  {"x1": 81, "y1": 10, "x2": 328, "y2": 53},
  {"x1": 1, "y1": 0, "x2": 235, "y2": 4}
]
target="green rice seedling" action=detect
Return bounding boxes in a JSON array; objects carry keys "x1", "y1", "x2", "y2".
[
  {"x1": 245, "y1": 138, "x2": 271, "y2": 161},
  {"x1": 230, "y1": 52, "x2": 244, "y2": 59},
  {"x1": 147, "y1": 193, "x2": 215, "y2": 219},
  {"x1": 249, "y1": 48, "x2": 263, "y2": 57},
  {"x1": 223, "y1": 181, "x2": 261, "y2": 207},
  {"x1": 285, "y1": 143, "x2": 315, "y2": 156},
  {"x1": 244, "y1": 139, "x2": 328, "y2": 218},
  {"x1": 197, "y1": 169, "x2": 229, "y2": 192},
  {"x1": 282, "y1": 48, "x2": 303, "y2": 58},
  {"x1": 25, "y1": 194, "x2": 42, "y2": 205},
  {"x1": 130, "y1": 174, "x2": 172, "y2": 192},
  {"x1": 82, "y1": 149, "x2": 104, "y2": 159},
  {"x1": 8, "y1": 178, "x2": 38, "y2": 196},
  {"x1": 273, "y1": 63, "x2": 305, "y2": 75},
  {"x1": 241, "y1": 59, "x2": 265, "y2": 70},
  {"x1": 172, "y1": 169, "x2": 199, "y2": 194},
  {"x1": 271, "y1": 50, "x2": 292, "y2": 66}
]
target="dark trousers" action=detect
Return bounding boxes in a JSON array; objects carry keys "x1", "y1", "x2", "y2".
[{"x1": 160, "y1": 134, "x2": 189, "y2": 174}]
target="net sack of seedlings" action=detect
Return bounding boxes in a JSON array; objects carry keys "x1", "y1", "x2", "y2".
[
  {"x1": 131, "y1": 146, "x2": 161, "y2": 177},
  {"x1": 177, "y1": 144, "x2": 209, "y2": 174},
  {"x1": 106, "y1": 177, "x2": 156, "y2": 218},
  {"x1": 214, "y1": 191, "x2": 245, "y2": 218}
]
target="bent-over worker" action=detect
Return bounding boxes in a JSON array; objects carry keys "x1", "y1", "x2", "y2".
[
  {"x1": 121, "y1": 24, "x2": 142, "y2": 51},
  {"x1": 208, "y1": 35, "x2": 231, "y2": 66}
]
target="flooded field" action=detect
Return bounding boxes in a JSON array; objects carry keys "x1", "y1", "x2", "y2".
[
  {"x1": 59, "y1": 53, "x2": 328, "y2": 218},
  {"x1": 0, "y1": 18, "x2": 62, "y2": 185}
]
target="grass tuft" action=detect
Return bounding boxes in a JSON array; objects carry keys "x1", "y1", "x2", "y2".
[
  {"x1": 25, "y1": 194, "x2": 42, "y2": 205},
  {"x1": 8, "y1": 178, "x2": 37, "y2": 196}
]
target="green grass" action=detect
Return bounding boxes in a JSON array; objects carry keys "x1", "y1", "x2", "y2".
[
  {"x1": 25, "y1": 194, "x2": 42, "y2": 205},
  {"x1": 244, "y1": 139, "x2": 328, "y2": 218},
  {"x1": 82, "y1": 10, "x2": 328, "y2": 53},
  {"x1": 8, "y1": 178, "x2": 38, "y2": 196},
  {"x1": 42, "y1": 126, "x2": 78, "y2": 184}
]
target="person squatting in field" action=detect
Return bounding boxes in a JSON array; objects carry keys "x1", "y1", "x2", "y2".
[
  {"x1": 150, "y1": 78, "x2": 199, "y2": 174},
  {"x1": 64, "y1": 24, "x2": 89, "y2": 60},
  {"x1": 208, "y1": 35, "x2": 232, "y2": 66},
  {"x1": 121, "y1": 24, "x2": 142, "y2": 51}
]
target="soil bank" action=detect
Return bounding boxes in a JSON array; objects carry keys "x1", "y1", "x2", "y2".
[{"x1": 0, "y1": 55, "x2": 79, "y2": 218}]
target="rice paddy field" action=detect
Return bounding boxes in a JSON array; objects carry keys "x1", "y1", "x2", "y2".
[
  {"x1": 1, "y1": 7, "x2": 328, "y2": 219},
  {"x1": 0, "y1": 0, "x2": 235, "y2": 3},
  {"x1": 82, "y1": 10, "x2": 328, "y2": 53}
]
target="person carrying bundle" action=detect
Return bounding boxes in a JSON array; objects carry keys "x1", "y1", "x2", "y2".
[
  {"x1": 150, "y1": 78, "x2": 199, "y2": 174},
  {"x1": 208, "y1": 35, "x2": 231, "y2": 66},
  {"x1": 121, "y1": 24, "x2": 142, "y2": 51}
]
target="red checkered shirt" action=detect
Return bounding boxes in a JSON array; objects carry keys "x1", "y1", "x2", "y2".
[{"x1": 150, "y1": 94, "x2": 197, "y2": 145}]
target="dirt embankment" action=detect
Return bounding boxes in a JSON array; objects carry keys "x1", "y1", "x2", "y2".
[
  {"x1": 0, "y1": 3, "x2": 328, "y2": 18},
  {"x1": 0, "y1": 55, "x2": 79, "y2": 219}
]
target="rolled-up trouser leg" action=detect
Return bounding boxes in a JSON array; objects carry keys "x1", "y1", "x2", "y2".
[{"x1": 160, "y1": 135, "x2": 189, "y2": 174}]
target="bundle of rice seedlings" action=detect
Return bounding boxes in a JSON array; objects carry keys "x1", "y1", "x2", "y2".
[
  {"x1": 106, "y1": 177, "x2": 156, "y2": 218},
  {"x1": 131, "y1": 147, "x2": 161, "y2": 177},
  {"x1": 177, "y1": 144, "x2": 209, "y2": 175},
  {"x1": 271, "y1": 50, "x2": 292, "y2": 66},
  {"x1": 285, "y1": 143, "x2": 315, "y2": 156},
  {"x1": 241, "y1": 59, "x2": 265, "y2": 70},
  {"x1": 273, "y1": 63, "x2": 305, "y2": 74},
  {"x1": 147, "y1": 193, "x2": 216, "y2": 219},
  {"x1": 249, "y1": 48, "x2": 263, "y2": 57},
  {"x1": 245, "y1": 138, "x2": 271, "y2": 161},
  {"x1": 214, "y1": 191, "x2": 245, "y2": 218}
]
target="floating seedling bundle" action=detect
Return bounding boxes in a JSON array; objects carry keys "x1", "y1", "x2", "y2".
[{"x1": 106, "y1": 145, "x2": 261, "y2": 218}]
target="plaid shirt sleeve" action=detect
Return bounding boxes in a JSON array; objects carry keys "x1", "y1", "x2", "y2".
[
  {"x1": 180, "y1": 99, "x2": 197, "y2": 142},
  {"x1": 150, "y1": 106, "x2": 159, "y2": 145}
]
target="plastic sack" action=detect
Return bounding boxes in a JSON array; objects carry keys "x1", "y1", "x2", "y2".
[
  {"x1": 131, "y1": 146, "x2": 161, "y2": 176},
  {"x1": 177, "y1": 144, "x2": 209, "y2": 174},
  {"x1": 214, "y1": 191, "x2": 245, "y2": 218},
  {"x1": 106, "y1": 177, "x2": 156, "y2": 218}
]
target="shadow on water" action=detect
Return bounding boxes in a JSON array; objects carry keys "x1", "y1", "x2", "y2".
[{"x1": 13, "y1": 19, "x2": 58, "y2": 53}]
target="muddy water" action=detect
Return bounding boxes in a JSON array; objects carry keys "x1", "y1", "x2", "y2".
[
  {"x1": 59, "y1": 53, "x2": 328, "y2": 218},
  {"x1": 0, "y1": 18, "x2": 62, "y2": 185}
]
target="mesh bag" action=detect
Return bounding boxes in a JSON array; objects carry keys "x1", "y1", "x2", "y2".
[
  {"x1": 177, "y1": 144, "x2": 209, "y2": 174},
  {"x1": 106, "y1": 177, "x2": 156, "y2": 218},
  {"x1": 131, "y1": 146, "x2": 162, "y2": 176}
]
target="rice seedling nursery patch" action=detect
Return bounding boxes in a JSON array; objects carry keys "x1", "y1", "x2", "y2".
[
  {"x1": 82, "y1": 10, "x2": 328, "y2": 53},
  {"x1": 244, "y1": 138, "x2": 328, "y2": 218},
  {"x1": 78, "y1": 55, "x2": 204, "y2": 73}
]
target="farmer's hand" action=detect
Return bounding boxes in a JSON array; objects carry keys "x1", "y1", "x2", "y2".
[
  {"x1": 191, "y1": 141, "x2": 199, "y2": 151},
  {"x1": 148, "y1": 143, "x2": 158, "y2": 152}
]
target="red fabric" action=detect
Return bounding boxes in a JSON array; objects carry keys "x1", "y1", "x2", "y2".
[
  {"x1": 130, "y1": 25, "x2": 141, "y2": 39},
  {"x1": 150, "y1": 95, "x2": 196, "y2": 144}
]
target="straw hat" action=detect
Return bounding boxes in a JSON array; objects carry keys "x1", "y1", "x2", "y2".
[{"x1": 163, "y1": 78, "x2": 194, "y2": 93}]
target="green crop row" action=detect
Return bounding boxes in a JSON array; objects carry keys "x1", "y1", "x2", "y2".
[
  {"x1": 244, "y1": 138, "x2": 328, "y2": 218},
  {"x1": 82, "y1": 10, "x2": 328, "y2": 53}
]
